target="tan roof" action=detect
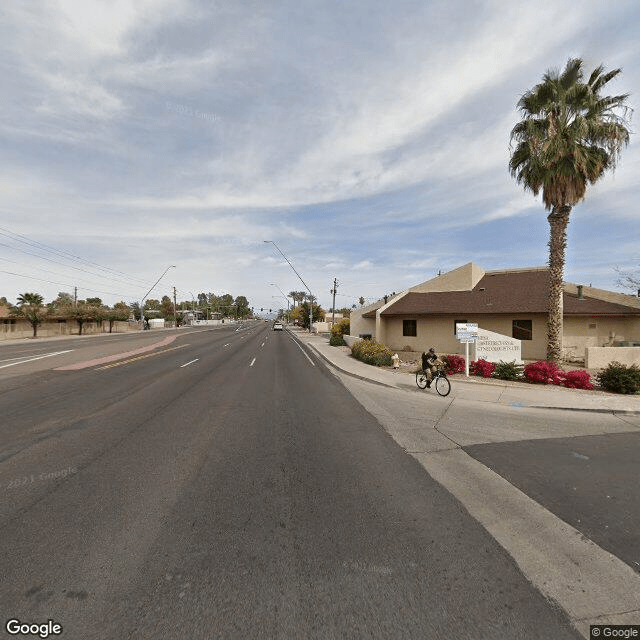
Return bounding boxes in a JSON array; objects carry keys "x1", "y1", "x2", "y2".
[{"x1": 379, "y1": 270, "x2": 640, "y2": 317}]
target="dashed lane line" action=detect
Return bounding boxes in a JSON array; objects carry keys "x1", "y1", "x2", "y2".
[
  {"x1": 180, "y1": 359, "x2": 199, "y2": 368},
  {"x1": 0, "y1": 350, "x2": 73, "y2": 369},
  {"x1": 95, "y1": 345, "x2": 188, "y2": 370}
]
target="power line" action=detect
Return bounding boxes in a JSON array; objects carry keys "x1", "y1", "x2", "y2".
[
  {"x1": 0, "y1": 241, "x2": 145, "y2": 291},
  {"x1": 0, "y1": 269, "x2": 136, "y2": 299},
  {"x1": 0, "y1": 225, "x2": 150, "y2": 286}
]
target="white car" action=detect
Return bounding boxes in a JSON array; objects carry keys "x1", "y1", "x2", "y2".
[{"x1": 272, "y1": 322, "x2": 284, "y2": 331}]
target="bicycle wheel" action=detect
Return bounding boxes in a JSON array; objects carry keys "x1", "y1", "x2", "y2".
[
  {"x1": 435, "y1": 374, "x2": 451, "y2": 397},
  {"x1": 416, "y1": 371, "x2": 428, "y2": 389}
]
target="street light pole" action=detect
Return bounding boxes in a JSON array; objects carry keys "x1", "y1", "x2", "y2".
[
  {"x1": 269, "y1": 283, "x2": 291, "y2": 323},
  {"x1": 140, "y1": 265, "x2": 176, "y2": 329},
  {"x1": 264, "y1": 241, "x2": 314, "y2": 332}
]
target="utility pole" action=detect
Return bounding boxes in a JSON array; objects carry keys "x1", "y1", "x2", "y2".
[
  {"x1": 173, "y1": 286, "x2": 178, "y2": 328},
  {"x1": 74, "y1": 287, "x2": 77, "y2": 308},
  {"x1": 330, "y1": 278, "x2": 338, "y2": 328}
]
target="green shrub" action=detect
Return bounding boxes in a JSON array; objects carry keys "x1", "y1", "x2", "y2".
[
  {"x1": 351, "y1": 339, "x2": 393, "y2": 366},
  {"x1": 596, "y1": 361, "x2": 640, "y2": 394},
  {"x1": 331, "y1": 318, "x2": 350, "y2": 337},
  {"x1": 329, "y1": 334, "x2": 346, "y2": 346},
  {"x1": 493, "y1": 360, "x2": 523, "y2": 381}
]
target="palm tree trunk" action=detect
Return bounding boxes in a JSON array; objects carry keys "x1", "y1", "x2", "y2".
[{"x1": 546, "y1": 205, "x2": 571, "y2": 362}]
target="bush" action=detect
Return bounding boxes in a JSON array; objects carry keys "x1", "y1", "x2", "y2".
[
  {"x1": 351, "y1": 339, "x2": 393, "y2": 366},
  {"x1": 329, "y1": 334, "x2": 346, "y2": 346},
  {"x1": 596, "y1": 362, "x2": 640, "y2": 394},
  {"x1": 441, "y1": 354, "x2": 465, "y2": 375},
  {"x1": 493, "y1": 360, "x2": 523, "y2": 381},
  {"x1": 557, "y1": 369, "x2": 593, "y2": 390},
  {"x1": 331, "y1": 318, "x2": 350, "y2": 338},
  {"x1": 523, "y1": 360, "x2": 561, "y2": 385},
  {"x1": 470, "y1": 359, "x2": 496, "y2": 378}
]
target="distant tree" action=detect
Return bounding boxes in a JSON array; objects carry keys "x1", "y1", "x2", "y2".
[
  {"x1": 143, "y1": 299, "x2": 160, "y2": 312},
  {"x1": 297, "y1": 301, "x2": 324, "y2": 330},
  {"x1": 616, "y1": 265, "x2": 640, "y2": 293},
  {"x1": 234, "y1": 295, "x2": 250, "y2": 318},
  {"x1": 130, "y1": 302, "x2": 141, "y2": 321},
  {"x1": 67, "y1": 302, "x2": 104, "y2": 335},
  {"x1": 337, "y1": 307, "x2": 351, "y2": 318},
  {"x1": 289, "y1": 291, "x2": 306, "y2": 308},
  {"x1": 509, "y1": 58, "x2": 631, "y2": 362},
  {"x1": 105, "y1": 307, "x2": 130, "y2": 333},
  {"x1": 0, "y1": 296, "x2": 8, "y2": 306},
  {"x1": 358, "y1": 297, "x2": 365, "y2": 306},
  {"x1": 85, "y1": 297, "x2": 103, "y2": 306},
  {"x1": 13, "y1": 292, "x2": 47, "y2": 337},
  {"x1": 160, "y1": 295, "x2": 175, "y2": 320}
]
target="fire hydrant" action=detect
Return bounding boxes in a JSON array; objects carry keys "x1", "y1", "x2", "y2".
[{"x1": 391, "y1": 353, "x2": 400, "y2": 369}]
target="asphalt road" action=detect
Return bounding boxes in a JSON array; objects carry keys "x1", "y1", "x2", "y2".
[{"x1": 1, "y1": 324, "x2": 583, "y2": 639}]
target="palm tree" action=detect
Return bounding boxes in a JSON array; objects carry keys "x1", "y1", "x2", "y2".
[
  {"x1": 14, "y1": 292, "x2": 46, "y2": 337},
  {"x1": 509, "y1": 58, "x2": 631, "y2": 362},
  {"x1": 17, "y1": 293, "x2": 44, "y2": 306}
]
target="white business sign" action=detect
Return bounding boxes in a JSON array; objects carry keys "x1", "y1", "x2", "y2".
[
  {"x1": 456, "y1": 322, "x2": 478, "y2": 341},
  {"x1": 472, "y1": 328, "x2": 522, "y2": 364}
]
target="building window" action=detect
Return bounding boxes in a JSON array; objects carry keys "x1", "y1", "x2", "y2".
[
  {"x1": 403, "y1": 320, "x2": 417, "y2": 337},
  {"x1": 454, "y1": 319, "x2": 468, "y2": 335},
  {"x1": 588, "y1": 323, "x2": 597, "y2": 329},
  {"x1": 512, "y1": 319, "x2": 532, "y2": 340}
]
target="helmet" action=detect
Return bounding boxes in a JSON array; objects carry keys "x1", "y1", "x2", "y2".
[{"x1": 428, "y1": 347, "x2": 436, "y2": 353}]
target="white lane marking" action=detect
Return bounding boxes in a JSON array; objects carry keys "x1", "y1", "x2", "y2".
[
  {"x1": 0, "y1": 350, "x2": 73, "y2": 370},
  {"x1": 286, "y1": 333, "x2": 315, "y2": 366},
  {"x1": 180, "y1": 359, "x2": 199, "y2": 368},
  {"x1": 249, "y1": 358, "x2": 256, "y2": 367},
  {"x1": 223, "y1": 343, "x2": 230, "y2": 347},
  {"x1": 261, "y1": 342, "x2": 265, "y2": 348}
]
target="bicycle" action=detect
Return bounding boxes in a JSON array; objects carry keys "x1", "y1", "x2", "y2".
[{"x1": 416, "y1": 367, "x2": 451, "y2": 397}]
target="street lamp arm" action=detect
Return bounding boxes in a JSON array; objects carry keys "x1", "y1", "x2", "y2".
[
  {"x1": 141, "y1": 265, "x2": 176, "y2": 306},
  {"x1": 264, "y1": 242, "x2": 312, "y2": 297}
]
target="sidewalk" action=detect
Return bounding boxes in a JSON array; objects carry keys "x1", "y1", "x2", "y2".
[{"x1": 292, "y1": 329, "x2": 640, "y2": 415}]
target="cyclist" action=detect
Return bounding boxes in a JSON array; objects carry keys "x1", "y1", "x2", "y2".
[{"x1": 421, "y1": 347, "x2": 442, "y2": 388}]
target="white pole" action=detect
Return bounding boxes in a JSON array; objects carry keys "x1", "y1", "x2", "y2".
[{"x1": 465, "y1": 341, "x2": 469, "y2": 377}]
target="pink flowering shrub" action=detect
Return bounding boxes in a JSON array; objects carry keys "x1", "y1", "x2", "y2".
[
  {"x1": 442, "y1": 354, "x2": 465, "y2": 374},
  {"x1": 523, "y1": 361, "x2": 561, "y2": 385},
  {"x1": 557, "y1": 369, "x2": 593, "y2": 390},
  {"x1": 470, "y1": 359, "x2": 496, "y2": 378}
]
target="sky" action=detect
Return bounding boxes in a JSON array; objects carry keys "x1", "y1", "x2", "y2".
[{"x1": 1, "y1": 0, "x2": 639, "y2": 314}]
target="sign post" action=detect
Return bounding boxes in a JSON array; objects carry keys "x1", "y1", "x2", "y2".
[{"x1": 455, "y1": 323, "x2": 478, "y2": 377}]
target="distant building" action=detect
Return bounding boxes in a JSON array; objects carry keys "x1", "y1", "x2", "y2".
[{"x1": 350, "y1": 262, "x2": 640, "y2": 361}]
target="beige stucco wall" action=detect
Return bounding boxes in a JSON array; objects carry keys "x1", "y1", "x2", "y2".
[
  {"x1": 563, "y1": 316, "x2": 640, "y2": 360},
  {"x1": 0, "y1": 319, "x2": 137, "y2": 340},
  {"x1": 382, "y1": 314, "x2": 548, "y2": 360},
  {"x1": 380, "y1": 314, "x2": 640, "y2": 361},
  {"x1": 409, "y1": 262, "x2": 485, "y2": 293},
  {"x1": 586, "y1": 346, "x2": 640, "y2": 369},
  {"x1": 349, "y1": 310, "x2": 376, "y2": 339}
]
